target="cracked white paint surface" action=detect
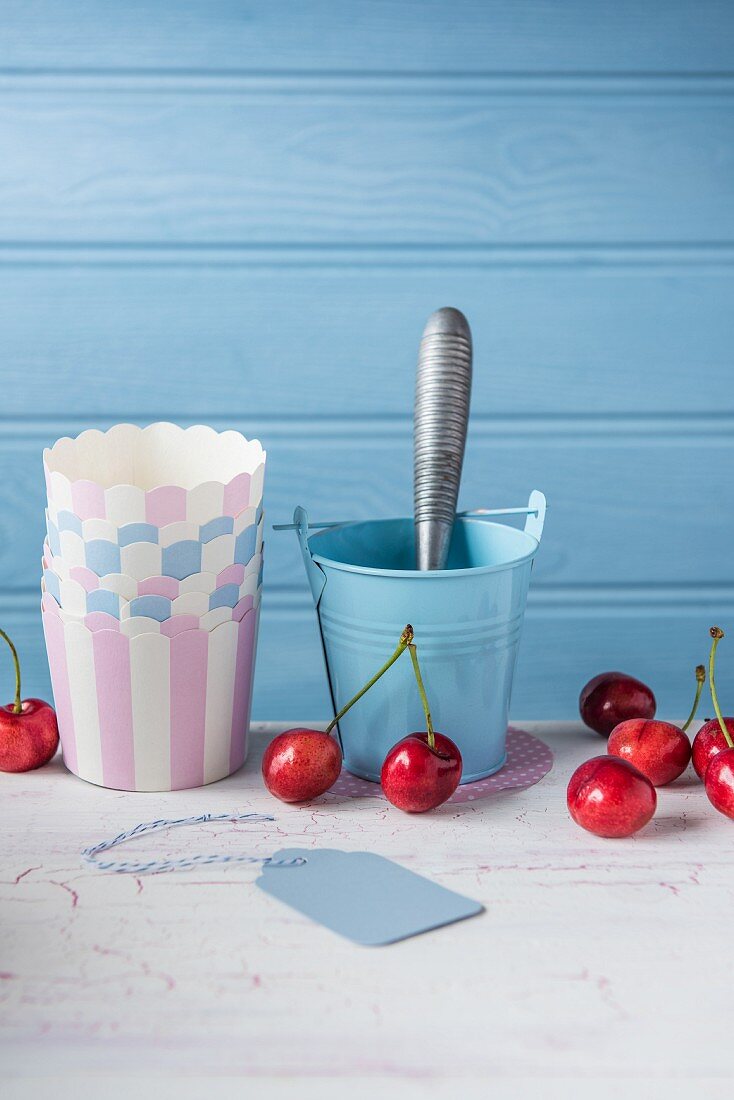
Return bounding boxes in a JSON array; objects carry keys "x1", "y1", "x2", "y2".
[{"x1": 1, "y1": 721, "x2": 732, "y2": 1088}]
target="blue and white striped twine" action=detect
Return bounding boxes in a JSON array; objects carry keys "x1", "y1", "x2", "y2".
[{"x1": 81, "y1": 812, "x2": 307, "y2": 875}]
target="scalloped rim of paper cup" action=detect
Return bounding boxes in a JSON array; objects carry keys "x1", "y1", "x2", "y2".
[
  {"x1": 44, "y1": 426, "x2": 265, "y2": 523},
  {"x1": 43, "y1": 548, "x2": 262, "y2": 599},
  {"x1": 45, "y1": 465, "x2": 265, "y2": 525},
  {"x1": 44, "y1": 423, "x2": 266, "y2": 489},
  {"x1": 43, "y1": 544, "x2": 262, "y2": 597},
  {"x1": 45, "y1": 502, "x2": 262, "y2": 550},
  {"x1": 41, "y1": 586, "x2": 261, "y2": 636},
  {"x1": 49, "y1": 470, "x2": 265, "y2": 526},
  {"x1": 44, "y1": 517, "x2": 264, "y2": 581},
  {"x1": 41, "y1": 567, "x2": 263, "y2": 620}
]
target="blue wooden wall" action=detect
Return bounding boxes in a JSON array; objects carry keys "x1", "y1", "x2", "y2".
[{"x1": 1, "y1": 1, "x2": 733, "y2": 720}]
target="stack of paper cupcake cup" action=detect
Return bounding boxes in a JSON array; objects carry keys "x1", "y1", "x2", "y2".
[{"x1": 40, "y1": 423, "x2": 265, "y2": 792}]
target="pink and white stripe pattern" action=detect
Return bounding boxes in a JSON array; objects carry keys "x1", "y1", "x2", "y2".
[{"x1": 42, "y1": 605, "x2": 260, "y2": 791}]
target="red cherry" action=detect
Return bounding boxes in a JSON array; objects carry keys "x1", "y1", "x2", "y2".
[
  {"x1": 262, "y1": 729, "x2": 341, "y2": 803},
  {"x1": 0, "y1": 697, "x2": 59, "y2": 773},
  {"x1": 0, "y1": 630, "x2": 59, "y2": 773},
  {"x1": 567, "y1": 755, "x2": 656, "y2": 838},
  {"x1": 381, "y1": 732, "x2": 462, "y2": 812},
  {"x1": 579, "y1": 671, "x2": 656, "y2": 736},
  {"x1": 704, "y1": 747, "x2": 734, "y2": 819},
  {"x1": 691, "y1": 718, "x2": 734, "y2": 780},
  {"x1": 607, "y1": 719, "x2": 691, "y2": 786},
  {"x1": 261, "y1": 626, "x2": 416, "y2": 804}
]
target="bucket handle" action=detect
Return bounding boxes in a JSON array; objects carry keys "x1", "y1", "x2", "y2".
[
  {"x1": 275, "y1": 490, "x2": 547, "y2": 544},
  {"x1": 526, "y1": 489, "x2": 547, "y2": 542},
  {"x1": 291, "y1": 506, "x2": 328, "y2": 605},
  {"x1": 462, "y1": 490, "x2": 546, "y2": 543}
]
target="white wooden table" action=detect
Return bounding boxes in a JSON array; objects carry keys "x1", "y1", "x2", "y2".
[{"x1": 2, "y1": 721, "x2": 733, "y2": 1097}]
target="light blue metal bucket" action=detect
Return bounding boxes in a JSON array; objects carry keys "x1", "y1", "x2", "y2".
[{"x1": 291, "y1": 491, "x2": 546, "y2": 783}]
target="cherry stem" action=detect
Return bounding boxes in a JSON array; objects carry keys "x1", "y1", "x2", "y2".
[
  {"x1": 708, "y1": 626, "x2": 734, "y2": 749},
  {"x1": 0, "y1": 628, "x2": 23, "y2": 715},
  {"x1": 324, "y1": 625, "x2": 413, "y2": 736},
  {"x1": 408, "y1": 642, "x2": 435, "y2": 751},
  {"x1": 681, "y1": 664, "x2": 706, "y2": 733}
]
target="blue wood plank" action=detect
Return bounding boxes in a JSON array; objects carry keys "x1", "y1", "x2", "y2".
[
  {"x1": 0, "y1": 263, "x2": 731, "y2": 417},
  {"x1": 0, "y1": 89, "x2": 732, "y2": 243},
  {"x1": 3, "y1": 2, "x2": 733, "y2": 73},
  {"x1": 263, "y1": 427, "x2": 734, "y2": 589},
  {"x1": 1, "y1": 422, "x2": 732, "y2": 591}
]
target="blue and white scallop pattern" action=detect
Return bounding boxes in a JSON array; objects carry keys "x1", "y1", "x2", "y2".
[
  {"x1": 46, "y1": 502, "x2": 262, "y2": 547},
  {"x1": 46, "y1": 512, "x2": 264, "y2": 582},
  {"x1": 42, "y1": 562, "x2": 262, "y2": 621}
]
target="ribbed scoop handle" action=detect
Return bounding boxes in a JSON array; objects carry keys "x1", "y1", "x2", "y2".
[{"x1": 413, "y1": 307, "x2": 473, "y2": 570}]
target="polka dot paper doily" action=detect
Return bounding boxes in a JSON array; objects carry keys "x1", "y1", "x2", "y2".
[{"x1": 328, "y1": 726, "x2": 553, "y2": 804}]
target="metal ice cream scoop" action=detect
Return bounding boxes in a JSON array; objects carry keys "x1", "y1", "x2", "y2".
[{"x1": 413, "y1": 307, "x2": 473, "y2": 570}]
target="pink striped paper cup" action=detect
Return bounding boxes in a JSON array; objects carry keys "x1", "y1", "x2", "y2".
[
  {"x1": 44, "y1": 423, "x2": 265, "y2": 523},
  {"x1": 41, "y1": 605, "x2": 260, "y2": 791}
]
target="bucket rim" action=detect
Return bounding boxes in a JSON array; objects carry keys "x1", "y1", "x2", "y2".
[{"x1": 308, "y1": 516, "x2": 540, "y2": 579}]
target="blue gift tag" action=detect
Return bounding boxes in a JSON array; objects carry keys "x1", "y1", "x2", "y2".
[{"x1": 256, "y1": 848, "x2": 483, "y2": 946}]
